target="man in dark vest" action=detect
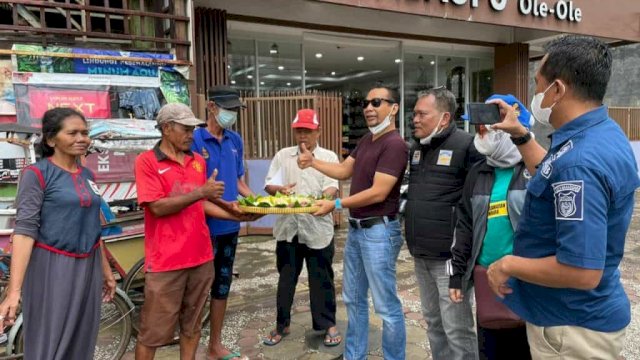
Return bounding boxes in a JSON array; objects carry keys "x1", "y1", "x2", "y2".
[{"x1": 405, "y1": 87, "x2": 482, "y2": 360}]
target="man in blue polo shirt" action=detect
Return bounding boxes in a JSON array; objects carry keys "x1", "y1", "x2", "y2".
[
  {"x1": 191, "y1": 86, "x2": 254, "y2": 360},
  {"x1": 488, "y1": 35, "x2": 639, "y2": 359}
]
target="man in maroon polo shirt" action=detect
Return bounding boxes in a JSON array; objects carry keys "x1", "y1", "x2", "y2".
[
  {"x1": 298, "y1": 87, "x2": 408, "y2": 360},
  {"x1": 134, "y1": 103, "x2": 247, "y2": 360}
]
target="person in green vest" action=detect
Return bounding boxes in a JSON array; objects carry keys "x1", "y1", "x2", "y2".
[{"x1": 447, "y1": 94, "x2": 533, "y2": 360}]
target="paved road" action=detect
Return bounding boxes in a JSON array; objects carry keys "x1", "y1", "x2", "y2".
[{"x1": 121, "y1": 198, "x2": 640, "y2": 359}]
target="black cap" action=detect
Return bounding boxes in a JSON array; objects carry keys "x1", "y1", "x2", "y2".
[{"x1": 207, "y1": 86, "x2": 244, "y2": 109}]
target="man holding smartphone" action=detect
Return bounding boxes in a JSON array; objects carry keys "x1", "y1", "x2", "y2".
[
  {"x1": 488, "y1": 35, "x2": 638, "y2": 359},
  {"x1": 405, "y1": 87, "x2": 482, "y2": 360}
]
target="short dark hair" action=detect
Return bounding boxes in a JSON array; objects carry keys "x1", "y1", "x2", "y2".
[
  {"x1": 38, "y1": 107, "x2": 86, "y2": 157},
  {"x1": 541, "y1": 35, "x2": 612, "y2": 103},
  {"x1": 371, "y1": 85, "x2": 401, "y2": 104},
  {"x1": 418, "y1": 86, "x2": 457, "y2": 115}
]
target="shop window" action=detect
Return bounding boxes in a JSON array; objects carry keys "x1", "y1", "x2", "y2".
[
  {"x1": 228, "y1": 38, "x2": 256, "y2": 93},
  {"x1": 437, "y1": 56, "x2": 467, "y2": 127},
  {"x1": 470, "y1": 58, "x2": 494, "y2": 103},
  {"x1": 257, "y1": 41, "x2": 302, "y2": 94},
  {"x1": 303, "y1": 33, "x2": 400, "y2": 157},
  {"x1": 403, "y1": 53, "x2": 436, "y2": 140}
]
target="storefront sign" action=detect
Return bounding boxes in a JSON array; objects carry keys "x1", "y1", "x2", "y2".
[
  {"x1": 28, "y1": 88, "x2": 111, "y2": 119},
  {"x1": 314, "y1": 0, "x2": 640, "y2": 42},
  {"x1": 440, "y1": 0, "x2": 581, "y2": 22}
]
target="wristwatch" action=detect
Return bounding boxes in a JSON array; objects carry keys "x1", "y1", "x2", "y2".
[
  {"x1": 511, "y1": 131, "x2": 532, "y2": 146},
  {"x1": 334, "y1": 198, "x2": 343, "y2": 210}
]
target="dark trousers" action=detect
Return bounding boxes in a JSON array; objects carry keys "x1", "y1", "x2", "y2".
[
  {"x1": 276, "y1": 236, "x2": 336, "y2": 333},
  {"x1": 478, "y1": 325, "x2": 531, "y2": 360}
]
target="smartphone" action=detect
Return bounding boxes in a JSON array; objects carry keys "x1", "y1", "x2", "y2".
[{"x1": 466, "y1": 103, "x2": 501, "y2": 125}]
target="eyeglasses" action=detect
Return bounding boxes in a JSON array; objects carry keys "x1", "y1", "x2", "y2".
[{"x1": 361, "y1": 98, "x2": 395, "y2": 108}]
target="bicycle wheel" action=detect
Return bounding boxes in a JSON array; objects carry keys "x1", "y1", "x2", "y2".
[
  {"x1": 122, "y1": 257, "x2": 146, "y2": 335},
  {"x1": 95, "y1": 290, "x2": 133, "y2": 360},
  {"x1": 122, "y1": 257, "x2": 211, "y2": 338}
]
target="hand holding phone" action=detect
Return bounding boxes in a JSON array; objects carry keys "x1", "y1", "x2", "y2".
[{"x1": 467, "y1": 103, "x2": 501, "y2": 125}]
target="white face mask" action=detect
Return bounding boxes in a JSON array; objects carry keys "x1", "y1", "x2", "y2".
[
  {"x1": 530, "y1": 82, "x2": 559, "y2": 127},
  {"x1": 474, "y1": 127, "x2": 501, "y2": 156},
  {"x1": 369, "y1": 108, "x2": 395, "y2": 135},
  {"x1": 419, "y1": 113, "x2": 445, "y2": 145},
  {"x1": 216, "y1": 108, "x2": 238, "y2": 129}
]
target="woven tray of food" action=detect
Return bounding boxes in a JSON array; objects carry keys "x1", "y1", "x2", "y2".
[{"x1": 237, "y1": 194, "x2": 321, "y2": 214}]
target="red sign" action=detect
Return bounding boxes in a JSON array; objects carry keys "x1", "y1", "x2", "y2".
[
  {"x1": 28, "y1": 88, "x2": 111, "y2": 119},
  {"x1": 85, "y1": 150, "x2": 139, "y2": 183}
]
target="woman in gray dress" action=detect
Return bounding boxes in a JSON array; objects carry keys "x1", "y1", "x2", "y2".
[{"x1": 0, "y1": 107, "x2": 116, "y2": 359}]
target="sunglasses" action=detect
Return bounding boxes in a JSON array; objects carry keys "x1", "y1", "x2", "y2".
[{"x1": 361, "y1": 98, "x2": 395, "y2": 108}]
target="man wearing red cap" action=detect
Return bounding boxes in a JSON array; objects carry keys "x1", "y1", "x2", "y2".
[{"x1": 262, "y1": 109, "x2": 342, "y2": 347}]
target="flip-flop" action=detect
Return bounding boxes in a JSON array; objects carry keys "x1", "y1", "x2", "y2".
[
  {"x1": 323, "y1": 329, "x2": 342, "y2": 347},
  {"x1": 262, "y1": 329, "x2": 289, "y2": 346},
  {"x1": 218, "y1": 352, "x2": 248, "y2": 360}
]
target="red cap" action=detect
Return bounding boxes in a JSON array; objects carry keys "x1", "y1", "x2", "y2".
[{"x1": 292, "y1": 109, "x2": 319, "y2": 130}]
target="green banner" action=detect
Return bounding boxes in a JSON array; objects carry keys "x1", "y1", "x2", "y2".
[{"x1": 160, "y1": 70, "x2": 189, "y2": 105}]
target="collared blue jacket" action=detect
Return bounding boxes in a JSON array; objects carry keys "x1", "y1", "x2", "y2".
[{"x1": 504, "y1": 106, "x2": 640, "y2": 332}]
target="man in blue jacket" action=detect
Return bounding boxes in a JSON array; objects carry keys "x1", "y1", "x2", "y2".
[
  {"x1": 192, "y1": 86, "x2": 254, "y2": 360},
  {"x1": 489, "y1": 35, "x2": 639, "y2": 359}
]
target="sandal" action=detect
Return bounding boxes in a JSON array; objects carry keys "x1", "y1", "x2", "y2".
[
  {"x1": 218, "y1": 353, "x2": 248, "y2": 360},
  {"x1": 323, "y1": 329, "x2": 342, "y2": 347},
  {"x1": 262, "y1": 329, "x2": 289, "y2": 346}
]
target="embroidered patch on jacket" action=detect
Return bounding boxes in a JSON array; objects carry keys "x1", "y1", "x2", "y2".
[
  {"x1": 555, "y1": 140, "x2": 573, "y2": 159},
  {"x1": 540, "y1": 140, "x2": 573, "y2": 179},
  {"x1": 540, "y1": 160, "x2": 553, "y2": 178},
  {"x1": 552, "y1": 180, "x2": 583, "y2": 221}
]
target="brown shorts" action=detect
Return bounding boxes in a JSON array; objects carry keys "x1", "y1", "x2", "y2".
[{"x1": 137, "y1": 260, "x2": 214, "y2": 347}]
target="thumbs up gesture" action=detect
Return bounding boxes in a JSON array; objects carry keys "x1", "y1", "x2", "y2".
[
  {"x1": 201, "y1": 168, "x2": 225, "y2": 201},
  {"x1": 297, "y1": 143, "x2": 314, "y2": 169}
]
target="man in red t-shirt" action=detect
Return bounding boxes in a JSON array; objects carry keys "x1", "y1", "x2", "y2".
[{"x1": 134, "y1": 103, "x2": 246, "y2": 360}]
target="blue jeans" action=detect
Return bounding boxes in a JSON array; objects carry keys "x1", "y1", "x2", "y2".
[
  {"x1": 343, "y1": 218, "x2": 405, "y2": 360},
  {"x1": 414, "y1": 258, "x2": 478, "y2": 360}
]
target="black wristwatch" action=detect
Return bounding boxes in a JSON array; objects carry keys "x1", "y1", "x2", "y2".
[{"x1": 511, "y1": 131, "x2": 532, "y2": 146}]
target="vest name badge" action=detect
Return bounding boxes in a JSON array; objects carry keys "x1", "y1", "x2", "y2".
[
  {"x1": 411, "y1": 150, "x2": 421, "y2": 165},
  {"x1": 437, "y1": 150, "x2": 453, "y2": 166}
]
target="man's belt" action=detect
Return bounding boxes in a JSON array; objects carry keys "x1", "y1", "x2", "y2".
[{"x1": 348, "y1": 216, "x2": 396, "y2": 229}]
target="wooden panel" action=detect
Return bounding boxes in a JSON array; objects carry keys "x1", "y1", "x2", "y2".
[
  {"x1": 193, "y1": 8, "x2": 228, "y2": 93},
  {"x1": 609, "y1": 107, "x2": 640, "y2": 141},
  {"x1": 172, "y1": 0, "x2": 188, "y2": 62},
  {"x1": 630, "y1": 108, "x2": 640, "y2": 141},
  {"x1": 1, "y1": 0, "x2": 191, "y2": 56},
  {"x1": 238, "y1": 91, "x2": 342, "y2": 159},
  {"x1": 494, "y1": 43, "x2": 529, "y2": 102},
  {"x1": 609, "y1": 107, "x2": 629, "y2": 135}
]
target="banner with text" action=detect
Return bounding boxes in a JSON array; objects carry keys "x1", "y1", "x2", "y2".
[
  {"x1": 13, "y1": 44, "x2": 175, "y2": 77},
  {"x1": 28, "y1": 88, "x2": 111, "y2": 119}
]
